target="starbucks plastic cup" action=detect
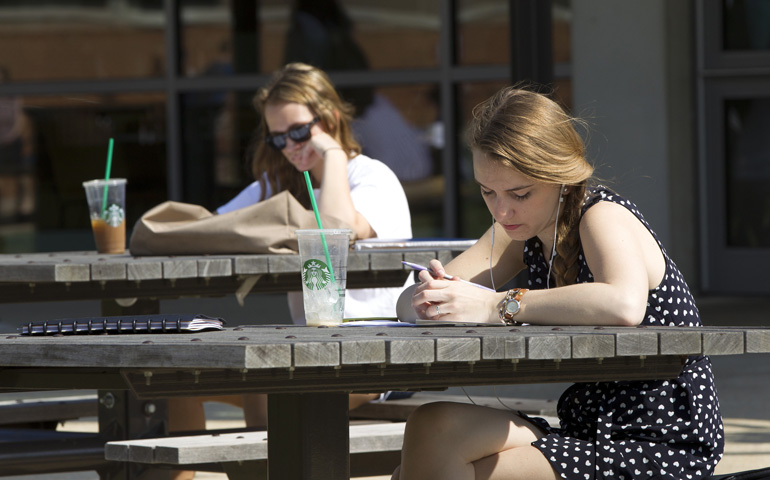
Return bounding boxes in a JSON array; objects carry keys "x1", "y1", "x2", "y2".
[
  {"x1": 83, "y1": 178, "x2": 127, "y2": 254},
  {"x1": 296, "y1": 229, "x2": 351, "y2": 326}
]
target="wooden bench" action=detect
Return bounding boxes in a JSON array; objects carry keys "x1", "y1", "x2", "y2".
[
  {"x1": 104, "y1": 393, "x2": 559, "y2": 479},
  {"x1": 0, "y1": 392, "x2": 107, "y2": 476},
  {"x1": 106, "y1": 422, "x2": 406, "y2": 480},
  {"x1": 0, "y1": 392, "x2": 98, "y2": 429}
]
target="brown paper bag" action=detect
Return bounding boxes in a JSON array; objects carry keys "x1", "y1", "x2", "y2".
[{"x1": 129, "y1": 191, "x2": 355, "y2": 256}]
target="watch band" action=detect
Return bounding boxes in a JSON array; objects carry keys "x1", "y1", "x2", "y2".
[{"x1": 498, "y1": 288, "x2": 529, "y2": 325}]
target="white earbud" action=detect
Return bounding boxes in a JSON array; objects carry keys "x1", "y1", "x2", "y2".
[
  {"x1": 489, "y1": 217, "x2": 496, "y2": 290},
  {"x1": 547, "y1": 185, "x2": 566, "y2": 289}
]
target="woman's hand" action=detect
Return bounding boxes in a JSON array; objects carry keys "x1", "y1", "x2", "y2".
[
  {"x1": 412, "y1": 260, "x2": 503, "y2": 324},
  {"x1": 308, "y1": 129, "x2": 345, "y2": 159}
]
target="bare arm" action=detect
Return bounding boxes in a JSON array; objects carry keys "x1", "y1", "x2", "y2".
[
  {"x1": 516, "y1": 201, "x2": 659, "y2": 326},
  {"x1": 307, "y1": 132, "x2": 376, "y2": 239},
  {"x1": 412, "y1": 202, "x2": 663, "y2": 326}
]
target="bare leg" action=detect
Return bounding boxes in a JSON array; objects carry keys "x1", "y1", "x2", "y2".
[
  {"x1": 243, "y1": 393, "x2": 268, "y2": 429},
  {"x1": 168, "y1": 397, "x2": 206, "y2": 480},
  {"x1": 396, "y1": 401, "x2": 558, "y2": 480},
  {"x1": 243, "y1": 393, "x2": 380, "y2": 428},
  {"x1": 348, "y1": 393, "x2": 381, "y2": 410},
  {"x1": 167, "y1": 395, "x2": 245, "y2": 480}
]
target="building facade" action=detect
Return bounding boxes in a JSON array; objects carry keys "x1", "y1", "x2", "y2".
[{"x1": 0, "y1": 0, "x2": 767, "y2": 295}]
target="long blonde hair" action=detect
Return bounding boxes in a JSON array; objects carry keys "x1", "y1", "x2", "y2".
[
  {"x1": 467, "y1": 86, "x2": 594, "y2": 287},
  {"x1": 251, "y1": 62, "x2": 361, "y2": 209}
]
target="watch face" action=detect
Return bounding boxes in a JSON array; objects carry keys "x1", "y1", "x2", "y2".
[{"x1": 505, "y1": 300, "x2": 520, "y2": 316}]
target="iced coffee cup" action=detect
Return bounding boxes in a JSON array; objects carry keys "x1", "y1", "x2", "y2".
[
  {"x1": 296, "y1": 229, "x2": 351, "y2": 326},
  {"x1": 82, "y1": 178, "x2": 127, "y2": 254}
]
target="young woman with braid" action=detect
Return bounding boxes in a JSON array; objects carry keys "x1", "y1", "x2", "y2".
[{"x1": 391, "y1": 86, "x2": 724, "y2": 480}]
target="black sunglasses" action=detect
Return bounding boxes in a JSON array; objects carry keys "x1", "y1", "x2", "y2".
[{"x1": 265, "y1": 117, "x2": 320, "y2": 150}]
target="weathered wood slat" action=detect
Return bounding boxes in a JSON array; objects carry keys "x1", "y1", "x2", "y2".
[
  {"x1": 1, "y1": 326, "x2": 766, "y2": 371},
  {"x1": 571, "y1": 333, "x2": 615, "y2": 359},
  {"x1": 162, "y1": 259, "x2": 198, "y2": 279},
  {"x1": 435, "y1": 337, "x2": 480, "y2": 362},
  {"x1": 527, "y1": 334, "x2": 571, "y2": 360},
  {"x1": 0, "y1": 394, "x2": 97, "y2": 425},
  {"x1": 340, "y1": 339, "x2": 387, "y2": 365},
  {"x1": 387, "y1": 338, "x2": 435, "y2": 364},
  {"x1": 197, "y1": 258, "x2": 232, "y2": 278},
  {"x1": 90, "y1": 262, "x2": 127, "y2": 281},
  {"x1": 614, "y1": 330, "x2": 659, "y2": 356},
  {"x1": 126, "y1": 260, "x2": 163, "y2": 281},
  {"x1": 659, "y1": 330, "x2": 701, "y2": 355},
  {"x1": 702, "y1": 330, "x2": 745, "y2": 355},
  {"x1": 232, "y1": 255, "x2": 269, "y2": 275},
  {"x1": 105, "y1": 423, "x2": 407, "y2": 465},
  {"x1": 746, "y1": 329, "x2": 770, "y2": 353}
]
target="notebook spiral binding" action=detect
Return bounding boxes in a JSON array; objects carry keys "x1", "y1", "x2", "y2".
[{"x1": 19, "y1": 314, "x2": 225, "y2": 336}]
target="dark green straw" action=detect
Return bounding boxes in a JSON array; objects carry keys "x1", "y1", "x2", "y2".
[
  {"x1": 101, "y1": 138, "x2": 114, "y2": 219},
  {"x1": 303, "y1": 171, "x2": 335, "y2": 284}
]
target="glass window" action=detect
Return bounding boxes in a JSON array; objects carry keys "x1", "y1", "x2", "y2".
[
  {"x1": 723, "y1": 0, "x2": 770, "y2": 51},
  {"x1": 180, "y1": 83, "x2": 441, "y2": 235},
  {"x1": 457, "y1": 0, "x2": 510, "y2": 66},
  {"x1": 0, "y1": 2, "x2": 166, "y2": 82},
  {"x1": 370, "y1": 84, "x2": 441, "y2": 237},
  {"x1": 457, "y1": 81, "x2": 509, "y2": 239},
  {"x1": 724, "y1": 97, "x2": 770, "y2": 247},
  {"x1": 180, "y1": 89, "x2": 256, "y2": 210},
  {"x1": 181, "y1": 0, "x2": 441, "y2": 77},
  {"x1": 0, "y1": 92, "x2": 168, "y2": 253}
]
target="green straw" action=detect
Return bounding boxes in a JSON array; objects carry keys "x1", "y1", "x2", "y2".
[
  {"x1": 303, "y1": 171, "x2": 335, "y2": 284},
  {"x1": 101, "y1": 138, "x2": 114, "y2": 219}
]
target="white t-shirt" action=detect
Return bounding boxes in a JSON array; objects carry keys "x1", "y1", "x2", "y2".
[{"x1": 218, "y1": 154, "x2": 414, "y2": 323}]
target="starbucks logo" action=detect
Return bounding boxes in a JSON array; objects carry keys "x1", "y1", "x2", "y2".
[
  {"x1": 302, "y1": 259, "x2": 332, "y2": 290},
  {"x1": 103, "y1": 204, "x2": 125, "y2": 227}
]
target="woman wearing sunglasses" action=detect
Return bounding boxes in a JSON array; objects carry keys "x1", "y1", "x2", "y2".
[
  {"x1": 218, "y1": 62, "x2": 413, "y2": 321},
  {"x1": 167, "y1": 65, "x2": 413, "y2": 479}
]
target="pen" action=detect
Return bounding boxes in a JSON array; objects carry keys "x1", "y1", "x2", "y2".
[{"x1": 402, "y1": 261, "x2": 497, "y2": 292}]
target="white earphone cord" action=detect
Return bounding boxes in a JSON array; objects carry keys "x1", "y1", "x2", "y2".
[
  {"x1": 476, "y1": 187, "x2": 563, "y2": 408},
  {"x1": 547, "y1": 186, "x2": 565, "y2": 289}
]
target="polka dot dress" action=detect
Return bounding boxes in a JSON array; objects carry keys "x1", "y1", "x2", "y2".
[{"x1": 522, "y1": 186, "x2": 724, "y2": 480}]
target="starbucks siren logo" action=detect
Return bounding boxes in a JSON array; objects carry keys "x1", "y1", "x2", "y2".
[
  {"x1": 302, "y1": 259, "x2": 332, "y2": 290},
  {"x1": 103, "y1": 204, "x2": 125, "y2": 227}
]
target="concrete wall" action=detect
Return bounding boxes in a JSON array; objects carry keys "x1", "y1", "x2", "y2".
[{"x1": 571, "y1": 0, "x2": 697, "y2": 284}]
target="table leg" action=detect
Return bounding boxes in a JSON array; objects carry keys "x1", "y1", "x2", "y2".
[
  {"x1": 267, "y1": 392, "x2": 349, "y2": 480},
  {"x1": 98, "y1": 298, "x2": 170, "y2": 480},
  {"x1": 97, "y1": 390, "x2": 169, "y2": 480}
]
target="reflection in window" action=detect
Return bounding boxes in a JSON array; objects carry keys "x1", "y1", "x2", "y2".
[
  {"x1": 0, "y1": 92, "x2": 168, "y2": 252},
  {"x1": 457, "y1": 0, "x2": 510, "y2": 66},
  {"x1": 181, "y1": 89, "x2": 256, "y2": 210},
  {"x1": 181, "y1": 83, "x2": 440, "y2": 235},
  {"x1": 723, "y1": 0, "x2": 770, "y2": 50},
  {"x1": 725, "y1": 98, "x2": 770, "y2": 247},
  {"x1": 367, "y1": 85, "x2": 441, "y2": 237},
  {"x1": 180, "y1": 0, "x2": 441, "y2": 76},
  {"x1": 457, "y1": 81, "x2": 509, "y2": 239},
  {"x1": 0, "y1": 2, "x2": 166, "y2": 82}
]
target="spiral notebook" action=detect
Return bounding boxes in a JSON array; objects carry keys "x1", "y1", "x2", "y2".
[{"x1": 19, "y1": 314, "x2": 225, "y2": 336}]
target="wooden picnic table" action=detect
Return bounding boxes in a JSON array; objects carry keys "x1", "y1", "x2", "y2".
[
  {"x1": 0, "y1": 247, "x2": 450, "y2": 478},
  {"x1": 0, "y1": 249, "x2": 450, "y2": 303},
  {"x1": 1, "y1": 323, "x2": 769, "y2": 479}
]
